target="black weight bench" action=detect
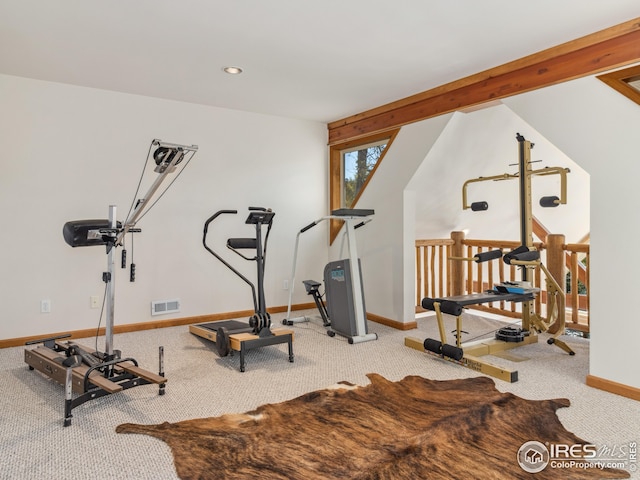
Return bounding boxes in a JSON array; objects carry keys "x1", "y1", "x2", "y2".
[{"x1": 420, "y1": 291, "x2": 535, "y2": 359}]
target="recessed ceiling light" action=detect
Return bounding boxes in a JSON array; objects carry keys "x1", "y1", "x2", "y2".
[{"x1": 223, "y1": 66, "x2": 243, "y2": 75}]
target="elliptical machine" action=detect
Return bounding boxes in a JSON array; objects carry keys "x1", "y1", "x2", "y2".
[{"x1": 190, "y1": 207, "x2": 294, "y2": 371}]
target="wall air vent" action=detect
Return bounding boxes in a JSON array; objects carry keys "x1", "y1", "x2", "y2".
[{"x1": 151, "y1": 299, "x2": 180, "y2": 316}]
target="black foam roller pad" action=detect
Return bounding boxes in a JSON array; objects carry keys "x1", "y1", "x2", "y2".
[
  {"x1": 421, "y1": 297, "x2": 437, "y2": 311},
  {"x1": 505, "y1": 250, "x2": 540, "y2": 264},
  {"x1": 63, "y1": 219, "x2": 121, "y2": 247},
  {"x1": 227, "y1": 238, "x2": 257, "y2": 249},
  {"x1": 441, "y1": 344, "x2": 464, "y2": 361},
  {"x1": 439, "y1": 300, "x2": 463, "y2": 317},
  {"x1": 474, "y1": 249, "x2": 503, "y2": 263},
  {"x1": 423, "y1": 338, "x2": 442, "y2": 354},
  {"x1": 503, "y1": 245, "x2": 529, "y2": 264},
  {"x1": 421, "y1": 298, "x2": 462, "y2": 316},
  {"x1": 470, "y1": 201, "x2": 488, "y2": 211},
  {"x1": 540, "y1": 196, "x2": 560, "y2": 208}
]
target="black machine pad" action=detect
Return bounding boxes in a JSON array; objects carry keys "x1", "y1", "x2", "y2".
[
  {"x1": 474, "y1": 249, "x2": 503, "y2": 263},
  {"x1": 196, "y1": 320, "x2": 253, "y2": 334},
  {"x1": 227, "y1": 238, "x2": 257, "y2": 249},
  {"x1": 421, "y1": 298, "x2": 463, "y2": 316},
  {"x1": 331, "y1": 208, "x2": 375, "y2": 217},
  {"x1": 63, "y1": 219, "x2": 122, "y2": 247},
  {"x1": 539, "y1": 196, "x2": 560, "y2": 208},
  {"x1": 423, "y1": 291, "x2": 535, "y2": 310},
  {"x1": 470, "y1": 201, "x2": 489, "y2": 211}
]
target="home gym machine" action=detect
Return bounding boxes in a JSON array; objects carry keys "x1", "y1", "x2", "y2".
[
  {"x1": 189, "y1": 207, "x2": 294, "y2": 372},
  {"x1": 405, "y1": 133, "x2": 574, "y2": 382},
  {"x1": 24, "y1": 139, "x2": 198, "y2": 425},
  {"x1": 282, "y1": 208, "x2": 377, "y2": 344}
]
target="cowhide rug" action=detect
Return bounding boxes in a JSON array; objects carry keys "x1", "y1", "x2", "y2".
[{"x1": 116, "y1": 374, "x2": 629, "y2": 480}]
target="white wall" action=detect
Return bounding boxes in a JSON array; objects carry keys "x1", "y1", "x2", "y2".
[
  {"x1": 0, "y1": 74, "x2": 328, "y2": 340},
  {"x1": 348, "y1": 104, "x2": 590, "y2": 330},
  {"x1": 330, "y1": 115, "x2": 452, "y2": 324},
  {"x1": 504, "y1": 74, "x2": 640, "y2": 390},
  {"x1": 409, "y1": 105, "x2": 590, "y2": 243}
]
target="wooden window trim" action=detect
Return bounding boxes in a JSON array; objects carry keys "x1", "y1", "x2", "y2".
[
  {"x1": 329, "y1": 129, "x2": 399, "y2": 244},
  {"x1": 597, "y1": 64, "x2": 640, "y2": 106}
]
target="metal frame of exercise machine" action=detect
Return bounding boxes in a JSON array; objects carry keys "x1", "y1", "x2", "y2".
[
  {"x1": 24, "y1": 139, "x2": 198, "y2": 425},
  {"x1": 405, "y1": 133, "x2": 574, "y2": 382},
  {"x1": 283, "y1": 208, "x2": 378, "y2": 344},
  {"x1": 189, "y1": 207, "x2": 294, "y2": 372}
]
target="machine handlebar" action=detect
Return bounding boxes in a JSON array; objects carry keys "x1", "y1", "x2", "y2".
[
  {"x1": 354, "y1": 219, "x2": 373, "y2": 230},
  {"x1": 300, "y1": 221, "x2": 318, "y2": 233},
  {"x1": 299, "y1": 215, "x2": 373, "y2": 234},
  {"x1": 503, "y1": 245, "x2": 540, "y2": 265},
  {"x1": 474, "y1": 249, "x2": 503, "y2": 263},
  {"x1": 203, "y1": 209, "x2": 237, "y2": 234}
]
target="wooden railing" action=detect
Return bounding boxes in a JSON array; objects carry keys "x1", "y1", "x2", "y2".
[{"x1": 415, "y1": 231, "x2": 590, "y2": 333}]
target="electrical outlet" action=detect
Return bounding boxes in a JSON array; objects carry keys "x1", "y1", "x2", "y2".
[
  {"x1": 90, "y1": 295, "x2": 100, "y2": 309},
  {"x1": 283, "y1": 279, "x2": 289, "y2": 290},
  {"x1": 40, "y1": 299, "x2": 51, "y2": 313}
]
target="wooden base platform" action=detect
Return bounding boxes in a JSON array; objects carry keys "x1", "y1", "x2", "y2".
[
  {"x1": 190, "y1": 323, "x2": 294, "y2": 372},
  {"x1": 405, "y1": 333, "x2": 538, "y2": 383}
]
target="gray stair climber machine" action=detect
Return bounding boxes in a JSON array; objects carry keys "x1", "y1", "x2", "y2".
[{"x1": 283, "y1": 208, "x2": 377, "y2": 344}]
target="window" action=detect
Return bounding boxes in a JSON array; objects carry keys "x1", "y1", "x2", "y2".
[
  {"x1": 329, "y1": 129, "x2": 398, "y2": 243},
  {"x1": 342, "y1": 139, "x2": 388, "y2": 208}
]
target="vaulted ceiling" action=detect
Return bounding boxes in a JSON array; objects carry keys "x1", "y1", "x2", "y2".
[{"x1": 1, "y1": 1, "x2": 639, "y2": 124}]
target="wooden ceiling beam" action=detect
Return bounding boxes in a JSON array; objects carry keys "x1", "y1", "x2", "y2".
[{"x1": 328, "y1": 17, "x2": 640, "y2": 146}]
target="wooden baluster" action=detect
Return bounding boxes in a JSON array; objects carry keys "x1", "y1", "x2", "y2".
[
  {"x1": 430, "y1": 246, "x2": 436, "y2": 297},
  {"x1": 415, "y1": 245, "x2": 422, "y2": 306},
  {"x1": 571, "y1": 251, "x2": 579, "y2": 325},
  {"x1": 546, "y1": 234, "x2": 566, "y2": 333},
  {"x1": 466, "y1": 245, "x2": 473, "y2": 293},
  {"x1": 450, "y1": 231, "x2": 465, "y2": 296},
  {"x1": 438, "y1": 245, "x2": 444, "y2": 298}
]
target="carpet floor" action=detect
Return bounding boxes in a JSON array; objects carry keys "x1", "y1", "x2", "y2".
[{"x1": 1, "y1": 309, "x2": 638, "y2": 479}]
